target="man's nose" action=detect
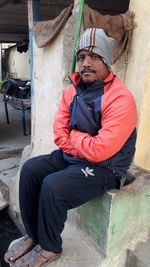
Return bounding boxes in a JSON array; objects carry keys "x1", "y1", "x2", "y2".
[{"x1": 83, "y1": 56, "x2": 92, "y2": 67}]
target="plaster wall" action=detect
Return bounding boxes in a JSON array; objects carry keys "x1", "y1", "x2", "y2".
[
  {"x1": 113, "y1": 0, "x2": 150, "y2": 170},
  {"x1": 113, "y1": 0, "x2": 150, "y2": 116},
  {"x1": 128, "y1": 0, "x2": 150, "y2": 170},
  {"x1": 30, "y1": 12, "x2": 76, "y2": 157},
  {"x1": 7, "y1": 47, "x2": 30, "y2": 80},
  {"x1": 134, "y1": 51, "x2": 150, "y2": 169},
  {"x1": 125, "y1": 0, "x2": 150, "y2": 115},
  {"x1": 30, "y1": 36, "x2": 63, "y2": 155}
]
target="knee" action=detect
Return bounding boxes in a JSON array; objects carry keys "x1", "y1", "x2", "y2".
[
  {"x1": 41, "y1": 175, "x2": 71, "y2": 210},
  {"x1": 41, "y1": 174, "x2": 65, "y2": 197},
  {"x1": 21, "y1": 158, "x2": 36, "y2": 175},
  {"x1": 20, "y1": 157, "x2": 40, "y2": 185},
  {"x1": 39, "y1": 176, "x2": 54, "y2": 203},
  {"x1": 41, "y1": 175, "x2": 54, "y2": 193}
]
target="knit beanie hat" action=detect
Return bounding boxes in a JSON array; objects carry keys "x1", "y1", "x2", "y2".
[{"x1": 76, "y1": 28, "x2": 115, "y2": 69}]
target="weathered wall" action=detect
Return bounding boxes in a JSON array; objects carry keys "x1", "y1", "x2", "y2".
[
  {"x1": 113, "y1": 0, "x2": 150, "y2": 170},
  {"x1": 7, "y1": 46, "x2": 30, "y2": 79},
  {"x1": 127, "y1": 0, "x2": 150, "y2": 170},
  {"x1": 126, "y1": 0, "x2": 150, "y2": 115},
  {"x1": 30, "y1": 10, "x2": 76, "y2": 157},
  {"x1": 134, "y1": 51, "x2": 150, "y2": 169}
]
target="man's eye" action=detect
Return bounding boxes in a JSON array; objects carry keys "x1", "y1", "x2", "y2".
[
  {"x1": 92, "y1": 55, "x2": 99, "y2": 60},
  {"x1": 77, "y1": 56, "x2": 84, "y2": 61}
]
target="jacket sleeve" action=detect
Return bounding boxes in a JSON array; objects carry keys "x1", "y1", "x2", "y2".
[
  {"x1": 53, "y1": 88, "x2": 80, "y2": 157},
  {"x1": 70, "y1": 91, "x2": 137, "y2": 162}
]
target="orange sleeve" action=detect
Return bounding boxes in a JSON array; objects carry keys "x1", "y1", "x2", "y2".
[
  {"x1": 70, "y1": 90, "x2": 137, "y2": 162},
  {"x1": 53, "y1": 86, "x2": 80, "y2": 157}
]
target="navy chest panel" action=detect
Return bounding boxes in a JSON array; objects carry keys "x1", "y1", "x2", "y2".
[{"x1": 69, "y1": 80, "x2": 105, "y2": 136}]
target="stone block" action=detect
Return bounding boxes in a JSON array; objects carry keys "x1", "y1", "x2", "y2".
[
  {"x1": 68, "y1": 164, "x2": 150, "y2": 261},
  {"x1": 126, "y1": 238, "x2": 150, "y2": 267}
]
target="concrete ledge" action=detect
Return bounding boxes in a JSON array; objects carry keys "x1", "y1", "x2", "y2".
[
  {"x1": 68, "y1": 164, "x2": 150, "y2": 263},
  {"x1": 126, "y1": 239, "x2": 150, "y2": 267},
  {"x1": 0, "y1": 180, "x2": 9, "y2": 210},
  {"x1": 0, "y1": 148, "x2": 23, "y2": 160}
]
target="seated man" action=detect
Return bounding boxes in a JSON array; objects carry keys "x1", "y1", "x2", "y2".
[{"x1": 4, "y1": 28, "x2": 137, "y2": 267}]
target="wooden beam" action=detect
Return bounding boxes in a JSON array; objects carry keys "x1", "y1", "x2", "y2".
[
  {"x1": 0, "y1": 33, "x2": 25, "y2": 42},
  {"x1": 0, "y1": 0, "x2": 10, "y2": 8}
]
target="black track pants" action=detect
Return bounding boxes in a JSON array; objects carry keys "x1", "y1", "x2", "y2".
[{"x1": 19, "y1": 149, "x2": 119, "y2": 253}]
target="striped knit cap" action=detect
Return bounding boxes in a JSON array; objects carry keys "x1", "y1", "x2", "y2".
[{"x1": 76, "y1": 28, "x2": 115, "y2": 69}]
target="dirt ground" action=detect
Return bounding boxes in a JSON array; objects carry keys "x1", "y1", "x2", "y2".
[{"x1": 0, "y1": 208, "x2": 22, "y2": 267}]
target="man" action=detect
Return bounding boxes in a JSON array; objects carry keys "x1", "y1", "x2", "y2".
[{"x1": 4, "y1": 28, "x2": 137, "y2": 266}]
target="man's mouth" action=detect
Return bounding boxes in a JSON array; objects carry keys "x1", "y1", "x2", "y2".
[{"x1": 81, "y1": 69, "x2": 96, "y2": 74}]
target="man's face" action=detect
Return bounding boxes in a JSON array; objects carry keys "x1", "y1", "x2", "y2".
[{"x1": 77, "y1": 50, "x2": 109, "y2": 85}]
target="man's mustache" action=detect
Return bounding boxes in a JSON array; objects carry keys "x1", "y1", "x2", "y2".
[{"x1": 81, "y1": 68, "x2": 96, "y2": 74}]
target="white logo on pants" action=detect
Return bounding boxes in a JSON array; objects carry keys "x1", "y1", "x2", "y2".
[{"x1": 81, "y1": 167, "x2": 94, "y2": 177}]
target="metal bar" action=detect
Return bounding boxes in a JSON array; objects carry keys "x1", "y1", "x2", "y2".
[
  {"x1": 27, "y1": 0, "x2": 40, "y2": 134},
  {"x1": 4, "y1": 101, "x2": 10, "y2": 124},
  {"x1": 33, "y1": 0, "x2": 41, "y2": 22},
  {"x1": 21, "y1": 101, "x2": 26, "y2": 136},
  {"x1": 70, "y1": 0, "x2": 84, "y2": 73},
  {"x1": 28, "y1": 0, "x2": 40, "y2": 30}
]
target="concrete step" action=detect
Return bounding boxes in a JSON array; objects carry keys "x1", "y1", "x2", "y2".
[
  {"x1": 0, "y1": 180, "x2": 9, "y2": 210},
  {"x1": 0, "y1": 156, "x2": 20, "y2": 211},
  {"x1": 0, "y1": 156, "x2": 20, "y2": 173},
  {"x1": 0, "y1": 156, "x2": 20, "y2": 186},
  {"x1": 0, "y1": 194, "x2": 8, "y2": 210},
  {"x1": 0, "y1": 148, "x2": 23, "y2": 160},
  {"x1": 0, "y1": 121, "x2": 30, "y2": 160},
  {"x1": 126, "y1": 238, "x2": 150, "y2": 267},
  {"x1": 10, "y1": 223, "x2": 104, "y2": 267}
]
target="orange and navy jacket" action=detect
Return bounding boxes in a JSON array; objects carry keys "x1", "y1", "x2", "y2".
[{"x1": 53, "y1": 71, "x2": 137, "y2": 177}]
